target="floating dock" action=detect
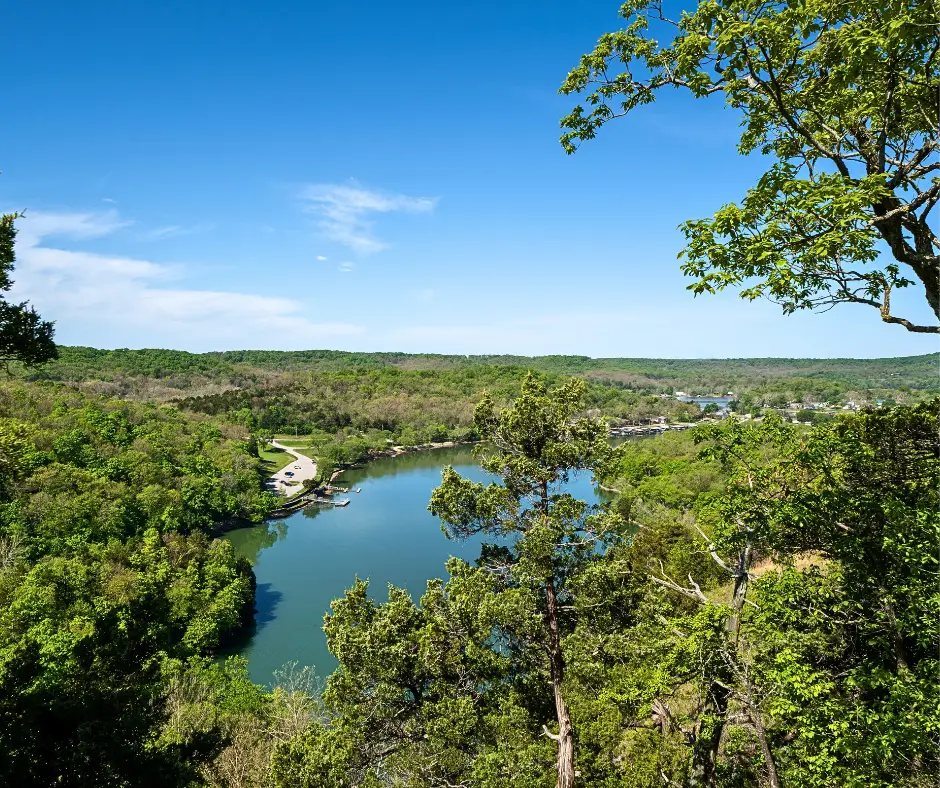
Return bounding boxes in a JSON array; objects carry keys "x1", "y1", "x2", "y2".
[
  {"x1": 608, "y1": 424, "x2": 694, "y2": 437},
  {"x1": 269, "y1": 492, "x2": 352, "y2": 517}
]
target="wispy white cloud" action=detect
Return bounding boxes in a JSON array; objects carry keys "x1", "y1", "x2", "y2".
[
  {"x1": 316, "y1": 255, "x2": 328, "y2": 261},
  {"x1": 138, "y1": 222, "x2": 216, "y2": 242},
  {"x1": 12, "y1": 211, "x2": 363, "y2": 349},
  {"x1": 299, "y1": 182, "x2": 436, "y2": 254},
  {"x1": 15, "y1": 209, "x2": 131, "y2": 247},
  {"x1": 338, "y1": 261, "x2": 355, "y2": 273}
]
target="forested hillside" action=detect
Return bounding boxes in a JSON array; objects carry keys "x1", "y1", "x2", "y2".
[
  {"x1": 27, "y1": 346, "x2": 940, "y2": 399},
  {"x1": 2, "y1": 0, "x2": 937, "y2": 780},
  {"x1": 148, "y1": 380, "x2": 938, "y2": 788},
  {"x1": 0, "y1": 380, "x2": 283, "y2": 783},
  {"x1": 2, "y1": 365, "x2": 936, "y2": 785}
]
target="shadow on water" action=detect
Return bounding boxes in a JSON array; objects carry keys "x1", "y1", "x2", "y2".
[
  {"x1": 255, "y1": 582, "x2": 283, "y2": 630},
  {"x1": 216, "y1": 581, "x2": 284, "y2": 658}
]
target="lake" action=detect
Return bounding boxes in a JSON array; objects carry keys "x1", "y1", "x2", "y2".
[
  {"x1": 224, "y1": 444, "x2": 606, "y2": 684},
  {"x1": 679, "y1": 396, "x2": 733, "y2": 409}
]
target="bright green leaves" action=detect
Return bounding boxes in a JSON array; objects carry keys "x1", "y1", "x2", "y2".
[
  {"x1": 0, "y1": 382, "x2": 277, "y2": 557},
  {"x1": 693, "y1": 411, "x2": 800, "y2": 552},
  {"x1": 0, "y1": 529, "x2": 252, "y2": 785},
  {"x1": 560, "y1": 0, "x2": 940, "y2": 331},
  {"x1": 748, "y1": 564, "x2": 940, "y2": 787},
  {"x1": 679, "y1": 167, "x2": 903, "y2": 316},
  {"x1": 319, "y1": 561, "x2": 535, "y2": 786},
  {"x1": 691, "y1": 400, "x2": 940, "y2": 785}
]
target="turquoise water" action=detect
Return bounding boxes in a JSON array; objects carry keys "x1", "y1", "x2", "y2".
[
  {"x1": 679, "y1": 396, "x2": 733, "y2": 409},
  {"x1": 224, "y1": 445, "x2": 604, "y2": 684}
]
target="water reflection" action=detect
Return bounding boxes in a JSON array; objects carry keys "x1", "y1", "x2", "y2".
[
  {"x1": 227, "y1": 521, "x2": 289, "y2": 564},
  {"x1": 224, "y1": 444, "x2": 604, "y2": 684}
]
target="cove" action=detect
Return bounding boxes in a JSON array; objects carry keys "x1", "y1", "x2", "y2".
[{"x1": 224, "y1": 444, "x2": 606, "y2": 684}]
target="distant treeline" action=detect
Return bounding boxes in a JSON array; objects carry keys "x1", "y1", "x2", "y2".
[
  {"x1": 23, "y1": 347, "x2": 940, "y2": 398},
  {"x1": 173, "y1": 367, "x2": 703, "y2": 443}
]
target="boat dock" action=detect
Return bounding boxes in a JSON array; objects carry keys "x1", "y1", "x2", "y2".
[
  {"x1": 608, "y1": 423, "x2": 694, "y2": 437},
  {"x1": 268, "y1": 491, "x2": 353, "y2": 517}
]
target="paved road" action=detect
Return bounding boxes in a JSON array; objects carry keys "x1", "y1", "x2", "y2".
[{"x1": 267, "y1": 440, "x2": 318, "y2": 497}]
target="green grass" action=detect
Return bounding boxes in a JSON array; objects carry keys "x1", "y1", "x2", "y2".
[
  {"x1": 259, "y1": 446, "x2": 289, "y2": 474},
  {"x1": 273, "y1": 437, "x2": 311, "y2": 447}
]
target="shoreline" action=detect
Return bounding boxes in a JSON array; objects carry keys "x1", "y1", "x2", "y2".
[
  {"x1": 328, "y1": 439, "x2": 480, "y2": 483},
  {"x1": 229, "y1": 430, "x2": 664, "y2": 532},
  {"x1": 258, "y1": 440, "x2": 482, "y2": 521}
]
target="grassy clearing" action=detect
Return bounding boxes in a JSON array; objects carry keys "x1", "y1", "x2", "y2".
[
  {"x1": 259, "y1": 446, "x2": 289, "y2": 474},
  {"x1": 273, "y1": 437, "x2": 312, "y2": 447}
]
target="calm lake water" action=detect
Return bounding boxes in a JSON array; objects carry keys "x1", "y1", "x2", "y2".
[
  {"x1": 224, "y1": 445, "x2": 606, "y2": 684},
  {"x1": 679, "y1": 396, "x2": 733, "y2": 409}
]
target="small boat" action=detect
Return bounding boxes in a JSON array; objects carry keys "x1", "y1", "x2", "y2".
[{"x1": 334, "y1": 499, "x2": 351, "y2": 507}]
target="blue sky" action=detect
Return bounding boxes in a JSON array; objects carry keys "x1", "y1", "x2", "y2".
[{"x1": 3, "y1": 0, "x2": 937, "y2": 358}]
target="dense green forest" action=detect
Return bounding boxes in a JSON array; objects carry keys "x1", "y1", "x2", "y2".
[
  {"x1": 26, "y1": 346, "x2": 936, "y2": 487},
  {"x1": 0, "y1": 380, "x2": 282, "y2": 783},
  {"x1": 2, "y1": 0, "x2": 938, "y2": 780},
  {"x1": 2, "y1": 367, "x2": 937, "y2": 786},
  {"x1": 18, "y1": 348, "x2": 938, "y2": 465},
  {"x1": 1, "y1": 330, "x2": 937, "y2": 786},
  {"x1": 2, "y1": 350, "x2": 938, "y2": 786},
  {"x1": 199, "y1": 383, "x2": 937, "y2": 788},
  {"x1": 26, "y1": 346, "x2": 940, "y2": 400}
]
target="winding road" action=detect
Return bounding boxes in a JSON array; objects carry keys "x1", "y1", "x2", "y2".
[{"x1": 267, "y1": 440, "x2": 318, "y2": 497}]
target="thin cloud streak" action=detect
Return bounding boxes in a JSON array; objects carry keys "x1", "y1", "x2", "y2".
[
  {"x1": 138, "y1": 223, "x2": 216, "y2": 242},
  {"x1": 12, "y1": 210, "x2": 363, "y2": 350},
  {"x1": 298, "y1": 182, "x2": 436, "y2": 254},
  {"x1": 14, "y1": 209, "x2": 131, "y2": 247}
]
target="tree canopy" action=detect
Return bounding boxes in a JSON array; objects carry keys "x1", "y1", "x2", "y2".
[
  {"x1": 430, "y1": 375, "x2": 622, "y2": 788},
  {"x1": 0, "y1": 211, "x2": 57, "y2": 366},
  {"x1": 560, "y1": 0, "x2": 940, "y2": 333}
]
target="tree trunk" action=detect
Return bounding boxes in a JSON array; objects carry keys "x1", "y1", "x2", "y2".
[
  {"x1": 749, "y1": 705, "x2": 782, "y2": 788},
  {"x1": 691, "y1": 544, "x2": 753, "y2": 787},
  {"x1": 727, "y1": 545, "x2": 752, "y2": 639},
  {"x1": 544, "y1": 578, "x2": 576, "y2": 788},
  {"x1": 688, "y1": 684, "x2": 728, "y2": 788},
  {"x1": 874, "y1": 197, "x2": 940, "y2": 322},
  {"x1": 879, "y1": 592, "x2": 910, "y2": 672}
]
